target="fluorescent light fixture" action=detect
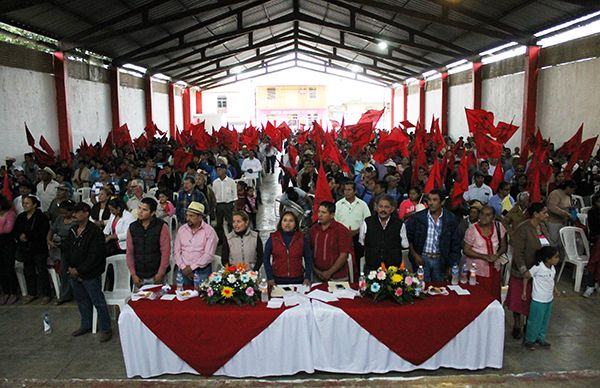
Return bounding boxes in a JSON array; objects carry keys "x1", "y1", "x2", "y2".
[
  {"x1": 350, "y1": 64, "x2": 362, "y2": 73},
  {"x1": 326, "y1": 67, "x2": 356, "y2": 78},
  {"x1": 404, "y1": 77, "x2": 418, "y2": 84},
  {"x1": 446, "y1": 59, "x2": 468, "y2": 69},
  {"x1": 537, "y1": 19, "x2": 600, "y2": 47},
  {"x1": 230, "y1": 66, "x2": 244, "y2": 74},
  {"x1": 479, "y1": 41, "x2": 518, "y2": 57},
  {"x1": 447, "y1": 62, "x2": 472, "y2": 74},
  {"x1": 153, "y1": 73, "x2": 171, "y2": 81},
  {"x1": 535, "y1": 10, "x2": 600, "y2": 37},
  {"x1": 422, "y1": 69, "x2": 439, "y2": 78},
  {"x1": 377, "y1": 41, "x2": 388, "y2": 50},
  {"x1": 175, "y1": 80, "x2": 187, "y2": 86},
  {"x1": 481, "y1": 45, "x2": 526, "y2": 65},
  {"x1": 123, "y1": 63, "x2": 147, "y2": 74}
]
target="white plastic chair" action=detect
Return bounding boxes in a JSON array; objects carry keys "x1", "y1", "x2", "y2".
[
  {"x1": 93, "y1": 254, "x2": 131, "y2": 333},
  {"x1": 146, "y1": 187, "x2": 159, "y2": 197},
  {"x1": 402, "y1": 249, "x2": 412, "y2": 272},
  {"x1": 347, "y1": 254, "x2": 354, "y2": 283},
  {"x1": 14, "y1": 261, "x2": 28, "y2": 296},
  {"x1": 76, "y1": 187, "x2": 91, "y2": 202},
  {"x1": 557, "y1": 227, "x2": 590, "y2": 293},
  {"x1": 580, "y1": 206, "x2": 591, "y2": 215},
  {"x1": 212, "y1": 254, "x2": 223, "y2": 273},
  {"x1": 572, "y1": 195, "x2": 585, "y2": 210},
  {"x1": 48, "y1": 268, "x2": 61, "y2": 300}
]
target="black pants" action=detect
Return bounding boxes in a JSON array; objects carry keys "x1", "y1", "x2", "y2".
[
  {"x1": 216, "y1": 202, "x2": 234, "y2": 243},
  {"x1": 24, "y1": 253, "x2": 51, "y2": 297},
  {"x1": 0, "y1": 241, "x2": 18, "y2": 295},
  {"x1": 352, "y1": 234, "x2": 364, "y2": 274},
  {"x1": 265, "y1": 156, "x2": 276, "y2": 174},
  {"x1": 57, "y1": 249, "x2": 73, "y2": 301}
]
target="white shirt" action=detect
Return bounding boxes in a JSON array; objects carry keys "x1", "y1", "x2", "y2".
[
  {"x1": 335, "y1": 197, "x2": 371, "y2": 231},
  {"x1": 529, "y1": 262, "x2": 556, "y2": 303},
  {"x1": 36, "y1": 179, "x2": 60, "y2": 212},
  {"x1": 359, "y1": 219, "x2": 409, "y2": 248},
  {"x1": 463, "y1": 183, "x2": 493, "y2": 204},
  {"x1": 13, "y1": 196, "x2": 24, "y2": 215},
  {"x1": 212, "y1": 176, "x2": 237, "y2": 203},
  {"x1": 241, "y1": 158, "x2": 262, "y2": 180},
  {"x1": 103, "y1": 210, "x2": 136, "y2": 250}
]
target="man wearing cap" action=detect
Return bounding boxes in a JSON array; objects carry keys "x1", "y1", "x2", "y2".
[
  {"x1": 22, "y1": 153, "x2": 39, "y2": 184},
  {"x1": 213, "y1": 164, "x2": 237, "y2": 241},
  {"x1": 463, "y1": 170, "x2": 493, "y2": 205},
  {"x1": 126, "y1": 198, "x2": 171, "y2": 287},
  {"x1": 47, "y1": 184, "x2": 71, "y2": 222},
  {"x1": 63, "y1": 202, "x2": 112, "y2": 342},
  {"x1": 173, "y1": 202, "x2": 218, "y2": 284},
  {"x1": 36, "y1": 167, "x2": 60, "y2": 213}
]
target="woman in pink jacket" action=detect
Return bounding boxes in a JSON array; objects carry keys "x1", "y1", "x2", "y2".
[{"x1": 0, "y1": 194, "x2": 18, "y2": 305}]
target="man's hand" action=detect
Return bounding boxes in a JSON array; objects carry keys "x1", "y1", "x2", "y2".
[
  {"x1": 303, "y1": 278, "x2": 312, "y2": 287},
  {"x1": 68, "y1": 267, "x2": 79, "y2": 279},
  {"x1": 554, "y1": 288, "x2": 560, "y2": 298},
  {"x1": 247, "y1": 169, "x2": 253, "y2": 173},
  {"x1": 182, "y1": 265, "x2": 194, "y2": 279},
  {"x1": 521, "y1": 290, "x2": 527, "y2": 301},
  {"x1": 488, "y1": 254, "x2": 500, "y2": 263},
  {"x1": 313, "y1": 268, "x2": 327, "y2": 281},
  {"x1": 153, "y1": 274, "x2": 164, "y2": 284},
  {"x1": 413, "y1": 253, "x2": 423, "y2": 267},
  {"x1": 105, "y1": 234, "x2": 116, "y2": 242},
  {"x1": 132, "y1": 274, "x2": 142, "y2": 287},
  {"x1": 19, "y1": 233, "x2": 27, "y2": 242},
  {"x1": 48, "y1": 240, "x2": 57, "y2": 249}
]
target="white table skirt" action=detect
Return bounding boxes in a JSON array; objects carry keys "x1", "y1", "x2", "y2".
[{"x1": 119, "y1": 300, "x2": 504, "y2": 378}]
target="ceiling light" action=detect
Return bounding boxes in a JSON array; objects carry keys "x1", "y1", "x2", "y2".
[
  {"x1": 446, "y1": 59, "x2": 468, "y2": 69},
  {"x1": 231, "y1": 66, "x2": 244, "y2": 74},
  {"x1": 350, "y1": 64, "x2": 362, "y2": 73},
  {"x1": 122, "y1": 63, "x2": 146, "y2": 74},
  {"x1": 377, "y1": 41, "x2": 388, "y2": 50},
  {"x1": 422, "y1": 70, "x2": 439, "y2": 78},
  {"x1": 535, "y1": 10, "x2": 600, "y2": 37},
  {"x1": 479, "y1": 41, "x2": 518, "y2": 57}
]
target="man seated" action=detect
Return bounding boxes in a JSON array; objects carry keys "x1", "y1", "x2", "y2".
[
  {"x1": 126, "y1": 179, "x2": 145, "y2": 213},
  {"x1": 173, "y1": 202, "x2": 218, "y2": 284},
  {"x1": 310, "y1": 201, "x2": 353, "y2": 281},
  {"x1": 359, "y1": 195, "x2": 409, "y2": 272},
  {"x1": 126, "y1": 198, "x2": 171, "y2": 288},
  {"x1": 463, "y1": 171, "x2": 493, "y2": 205}
]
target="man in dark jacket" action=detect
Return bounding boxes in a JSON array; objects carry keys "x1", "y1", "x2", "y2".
[
  {"x1": 64, "y1": 202, "x2": 112, "y2": 342},
  {"x1": 406, "y1": 189, "x2": 462, "y2": 281}
]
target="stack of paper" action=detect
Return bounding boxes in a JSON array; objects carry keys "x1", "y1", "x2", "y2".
[
  {"x1": 271, "y1": 285, "x2": 295, "y2": 297},
  {"x1": 333, "y1": 289, "x2": 359, "y2": 300},
  {"x1": 306, "y1": 289, "x2": 339, "y2": 302},
  {"x1": 327, "y1": 281, "x2": 351, "y2": 293},
  {"x1": 267, "y1": 298, "x2": 284, "y2": 309},
  {"x1": 447, "y1": 285, "x2": 471, "y2": 295}
]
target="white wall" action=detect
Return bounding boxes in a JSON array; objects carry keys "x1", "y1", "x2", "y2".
[
  {"x1": 537, "y1": 56, "x2": 600, "y2": 148},
  {"x1": 152, "y1": 91, "x2": 169, "y2": 135},
  {"x1": 481, "y1": 72, "x2": 524, "y2": 149},
  {"x1": 425, "y1": 88, "x2": 442, "y2": 130},
  {"x1": 448, "y1": 81, "x2": 472, "y2": 141},
  {"x1": 174, "y1": 93, "x2": 183, "y2": 131},
  {"x1": 0, "y1": 65, "x2": 59, "y2": 161},
  {"x1": 119, "y1": 86, "x2": 145, "y2": 139},
  {"x1": 393, "y1": 86, "x2": 403, "y2": 127},
  {"x1": 407, "y1": 91, "x2": 419, "y2": 125},
  {"x1": 67, "y1": 77, "x2": 111, "y2": 146}
]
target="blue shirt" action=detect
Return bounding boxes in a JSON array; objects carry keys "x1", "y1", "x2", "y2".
[{"x1": 489, "y1": 194, "x2": 515, "y2": 216}]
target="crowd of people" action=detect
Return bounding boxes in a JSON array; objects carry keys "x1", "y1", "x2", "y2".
[{"x1": 0, "y1": 123, "x2": 599, "y2": 350}]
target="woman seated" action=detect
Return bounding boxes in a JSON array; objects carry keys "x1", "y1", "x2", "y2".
[
  {"x1": 263, "y1": 211, "x2": 313, "y2": 286},
  {"x1": 103, "y1": 197, "x2": 135, "y2": 256},
  {"x1": 90, "y1": 187, "x2": 112, "y2": 228},
  {"x1": 463, "y1": 205, "x2": 508, "y2": 302},
  {"x1": 221, "y1": 210, "x2": 263, "y2": 271}
]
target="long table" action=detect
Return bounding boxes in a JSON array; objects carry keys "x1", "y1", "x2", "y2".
[{"x1": 119, "y1": 285, "x2": 504, "y2": 378}]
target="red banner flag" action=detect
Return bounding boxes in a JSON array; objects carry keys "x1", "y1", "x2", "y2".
[
  {"x1": 578, "y1": 136, "x2": 598, "y2": 162},
  {"x1": 465, "y1": 108, "x2": 496, "y2": 137},
  {"x1": 25, "y1": 123, "x2": 35, "y2": 147},
  {"x1": 373, "y1": 127, "x2": 410, "y2": 163},
  {"x1": 357, "y1": 108, "x2": 385, "y2": 129},
  {"x1": 451, "y1": 152, "x2": 470, "y2": 208},
  {"x1": 495, "y1": 121, "x2": 519, "y2": 144},
  {"x1": 345, "y1": 122, "x2": 373, "y2": 158},
  {"x1": 312, "y1": 162, "x2": 334, "y2": 222},
  {"x1": 322, "y1": 130, "x2": 350, "y2": 174},
  {"x1": 2, "y1": 172, "x2": 12, "y2": 201},
  {"x1": 241, "y1": 125, "x2": 260, "y2": 150},
  {"x1": 488, "y1": 163, "x2": 504, "y2": 192},
  {"x1": 39, "y1": 135, "x2": 56, "y2": 159},
  {"x1": 263, "y1": 122, "x2": 283, "y2": 151},
  {"x1": 556, "y1": 124, "x2": 583, "y2": 156},
  {"x1": 473, "y1": 131, "x2": 503, "y2": 159},
  {"x1": 173, "y1": 148, "x2": 194, "y2": 173},
  {"x1": 424, "y1": 158, "x2": 442, "y2": 193}
]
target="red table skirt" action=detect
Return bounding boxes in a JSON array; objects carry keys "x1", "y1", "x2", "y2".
[
  {"x1": 330, "y1": 284, "x2": 495, "y2": 366},
  {"x1": 129, "y1": 298, "x2": 285, "y2": 376}
]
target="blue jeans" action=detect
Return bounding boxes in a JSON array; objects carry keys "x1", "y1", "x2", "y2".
[
  {"x1": 70, "y1": 277, "x2": 111, "y2": 333},
  {"x1": 178, "y1": 266, "x2": 211, "y2": 286},
  {"x1": 422, "y1": 255, "x2": 446, "y2": 282}
]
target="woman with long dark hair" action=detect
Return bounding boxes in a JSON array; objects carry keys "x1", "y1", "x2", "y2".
[{"x1": 103, "y1": 196, "x2": 135, "y2": 256}]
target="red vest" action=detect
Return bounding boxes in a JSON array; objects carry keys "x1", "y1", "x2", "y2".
[{"x1": 270, "y1": 231, "x2": 305, "y2": 278}]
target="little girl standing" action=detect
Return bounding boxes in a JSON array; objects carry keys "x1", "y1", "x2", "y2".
[{"x1": 522, "y1": 246, "x2": 560, "y2": 350}]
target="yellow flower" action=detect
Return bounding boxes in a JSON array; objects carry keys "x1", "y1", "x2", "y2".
[
  {"x1": 388, "y1": 266, "x2": 398, "y2": 274},
  {"x1": 391, "y1": 274, "x2": 403, "y2": 284},
  {"x1": 221, "y1": 287, "x2": 234, "y2": 298}
]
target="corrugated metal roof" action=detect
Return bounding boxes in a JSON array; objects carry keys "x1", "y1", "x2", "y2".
[{"x1": 1, "y1": 0, "x2": 597, "y2": 88}]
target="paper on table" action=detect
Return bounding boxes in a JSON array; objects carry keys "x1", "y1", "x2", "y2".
[
  {"x1": 333, "y1": 289, "x2": 358, "y2": 299},
  {"x1": 160, "y1": 294, "x2": 177, "y2": 301},
  {"x1": 447, "y1": 285, "x2": 471, "y2": 295},
  {"x1": 306, "y1": 289, "x2": 339, "y2": 302},
  {"x1": 140, "y1": 284, "x2": 162, "y2": 291},
  {"x1": 327, "y1": 281, "x2": 351, "y2": 293},
  {"x1": 270, "y1": 285, "x2": 295, "y2": 298},
  {"x1": 267, "y1": 298, "x2": 284, "y2": 309}
]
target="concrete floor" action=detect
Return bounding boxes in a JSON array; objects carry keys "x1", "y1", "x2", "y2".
[{"x1": 1, "y1": 170, "x2": 600, "y2": 387}]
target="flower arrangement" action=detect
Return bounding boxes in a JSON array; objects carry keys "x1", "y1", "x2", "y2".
[
  {"x1": 199, "y1": 263, "x2": 260, "y2": 305},
  {"x1": 359, "y1": 262, "x2": 423, "y2": 304}
]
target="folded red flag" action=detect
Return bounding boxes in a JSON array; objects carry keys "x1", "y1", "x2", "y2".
[
  {"x1": 173, "y1": 148, "x2": 194, "y2": 173},
  {"x1": 488, "y1": 163, "x2": 504, "y2": 192},
  {"x1": 263, "y1": 121, "x2": 283, "y2": 152},
  {"x1": 312, "y1": 163, "x2": 334, "y2": 222},
  {"x1": 24, "y1": 123, "x2": 35, "y2": 147},
  {"x1": 451, "y1": 152, "x2": 470, "y2": 208},
  {"x1": 578, "y1": 136, "x2": 598, "y2": 162},
  {"x1": 357, "y1": 108, "x2": 385, "y2": 129},
  {"x1": 473, "y1": 131, "x2": 503, "y2": 159},
  {"x1": 3, "y1": 172, "x2": 12, "y2": 202},
  {"x1": 373, "y1": 127, "x2": 409, "y2": 163},
  {"x1": 424, "y1": 158, "x2": 442, "y2": 193},
  {"x1": 39, "y1": 135, "x2": 56, "y2": 159},
  {"x1": 346, "y1": 122, "x2": 374, "y2": 158},
  {"x1": 556, "y1": 124, "x2": 583, "y2": 156}
]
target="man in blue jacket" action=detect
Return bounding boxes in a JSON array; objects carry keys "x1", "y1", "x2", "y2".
[{"x1": 406, "y1": 189, "x2": 462, "y2": 281}]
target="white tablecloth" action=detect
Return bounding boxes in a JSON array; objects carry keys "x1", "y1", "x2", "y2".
[{"x1": 119, "y1": 299, "x2": 504, "y2": 378}]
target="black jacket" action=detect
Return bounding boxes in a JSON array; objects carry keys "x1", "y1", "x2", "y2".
[
  {"x1": 13, "y1": 209, "x2": 49, "y2": 255},
  {"x1": 63, "y1": 221, "x2": 106, "y2": 280}
]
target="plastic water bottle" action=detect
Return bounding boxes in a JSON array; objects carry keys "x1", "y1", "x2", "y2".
[
  {"x1": 358, "y1": 272, "x2": 366, "y2": 291},
  {"x1": 460, "y1": 264, "x2": 468, "y2": 284},
  {"x1": 193, "y1": 271, "x2": 201, "y2": 290},
  {"x1": 451, "y1": 264, "x2": 459, "y2": 285},
  {"x1": 43, "y1": 313, "x2": 52, "y2": 335},
  {"x1": 417, "y1": 265, "x2": 425, "y2": 290},
  {"x1": 469, "y1": 263, "x2": 477, "y2": 286},
  {"x1": 176, "y1": 270, "x2": 184, "y2": 291},
  {"x1": 259, "y1": 278, "x2": 269, "y2": 302}
]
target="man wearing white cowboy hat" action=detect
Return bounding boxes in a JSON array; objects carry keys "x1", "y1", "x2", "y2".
[
  {"x1": 173, "y1": 201, "x2": 218, "y2": 285},
  {"x1": 36, "y1": 167, "x2": 60, "y2": 213}
]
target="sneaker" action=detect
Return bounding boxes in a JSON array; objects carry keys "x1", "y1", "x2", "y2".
[
  {"x1": 71, "y1": 328, "x2": 92, "y2": 337},
  {"x1": 524, "y1": 341, "x2": 537, "y2": 351},
  {"x1": 0, "y1": 295, "x2": 8, "y2": 305},
  {"x1": 6, "y1": 295, "x2": 19, "y2": 305},
  {"x1": 22, "y1": 295, "x2": 38, "y2": 304},
  {"x1": 583, "y1": 286, "x2": 594, "y2": 298},
  {"x1": 537, "y1": 340, "x2": 551, "y2": 348},
  {"x1": 40, "y1": 296, "x2": 52, "y2": 305},
  {"x1": 99, "y1": 330, "x2": 113, "y2": 343}
]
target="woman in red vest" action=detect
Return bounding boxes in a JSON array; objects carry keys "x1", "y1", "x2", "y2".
[{"x1": 263, "y1": 211, "x2": 313, "y2": 286}]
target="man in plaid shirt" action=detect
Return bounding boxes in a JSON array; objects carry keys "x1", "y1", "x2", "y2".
[{"x1": 175, "y1": 177, "x2": 207, "y2": 224}]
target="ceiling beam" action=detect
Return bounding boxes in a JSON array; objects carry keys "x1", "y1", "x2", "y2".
[
  {"x1": 0, "y1": 0, "x2": 47, "y2": 14},
  {"x1": 198, "y1": 57, "x2": 296, "y2": 89}
]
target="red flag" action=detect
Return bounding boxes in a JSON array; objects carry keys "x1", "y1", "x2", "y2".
[
  {"x1": 556, "y1": 124, "x2": 583, "y2": 155},
  {"x1": 296, "y1": 129, "x2": 309, "y2": 145},
  {"x1": 373, "y1": 127, "x2": 410, "y2": 163},
  {"x1": 357, "y1": 108, "x2": 385, "y2": 129},
  {"x1": 144, "y1": 123, "x2": 156, "y2": 139},
  {"x1": 578, "y1": 136, "x2": 598, "y2": 162},
  {"x1": 173, "y1": 148, "x2": 194, "y2": 173},
  {"x1": 216, "y1": 126, "x2": 239, "y2": 152},
  {"x1": 465, "y1": 108, "x2": 496, "y2": 137},
  {"x1": 25, "y1": 123, "x2": 35, "y2": 147},
  {"x1": 39, "y1": 136, "x2": 56, "y2": 159},
  {"x1": 263, "y1": 122, "x2": 283, "y2": 151},
  {"x1": 32, "y1": 146, "x2": 55, "y2": 167},
  {"x1": 2, "y1": 172, "x2": 12, "y2": 201},
  {"x1": 521, "y1": 129, "x2": 543, "y2": 161},
  {"x1": 451, "y1": 152, "x2": 469, "y2": 207},
  {"x1": 309, "y1": 122, "x2": 327, "y2": 155},
  {"x1": 345, "y1": 122, "x2": 373, "y2": 157},
  {"x1": 424, "y1": 158, "x2": 442, "y2": 193},
  {"x1": 190, "y1": 121, "x2": 214, "y2": 151},
  {"x1": 311, "y1": 163, "x2": 334, "y2": 222},
  {"x1": 288, "y1": 144, "x2": 298, "y2": 171},
  {"x1": 400, "y1": 120, "x2": 415, "y2": 130},
  {"x1": 495, "y1": 121, "x2": 519, "y2": 144},
  {"x1": 134, "y1": 134, "x2": 150, "y2": 150},
  {"x1": 488, "y1": 163, "x2": 504, "y2": 192},
  {"x1": 154, "y1": 123, "x2": 166, "y2": 136},
  {"x1": 241, "y1": 125, "x2": 260, "y2": 150},
  {"x1": 277, "y1": 122, "x2": 293, "y2": 141},
  {"x1": 528, "y1": 169, "x2": 542, "y2": 203},
  {"x1": 430, "y1": 117, "x2": 445, "y2": 154},
  {"x1": 322, "y1": 130, "x2": 350, "y2": 174},
  {"x1": 473, "y1": 131, "x2": 503, "y2": 159}
]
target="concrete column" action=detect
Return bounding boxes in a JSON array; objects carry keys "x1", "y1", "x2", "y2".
[
  {"x1": 418, "y1": 79, "x2": 425, "y2": 126},
  {"x1": 53, "y1": 52, "x2": 72, "y2": 159},
  {"x1": 441, "y1": 71, "x2": 449, "y2": 136},
  {"x1": 390, "y1": 87, "x2": 395, "y2": 128},
  {"x1": 144, "y1": 74, "x2": 153, "y2": 127},
  {"x1": 168, "y1": 82, "x2": 175, "y2": 138},
  {"x1": 182, "y1": 87, "x2": 191, "y2": 131},
  {"x1": 110, "y1": 66, "x2": 120, "y2": 130},
  {"x1": 521, "y1": 45, "x2": 541, "y2": 152},
  {"x1": 195, "y1": 89, "x2": 203, "y2": 114},
  {"x1": 472, "y1": 61, "x2": 482, "y2": 110}
]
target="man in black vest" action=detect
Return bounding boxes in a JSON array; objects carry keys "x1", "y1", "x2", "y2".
[
  {"x1": 126, "y1": 197, "x2": 171, "y2": 287},
  {"x1": 359, "y1": 195, "x2": 408, "y2": 272}
]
